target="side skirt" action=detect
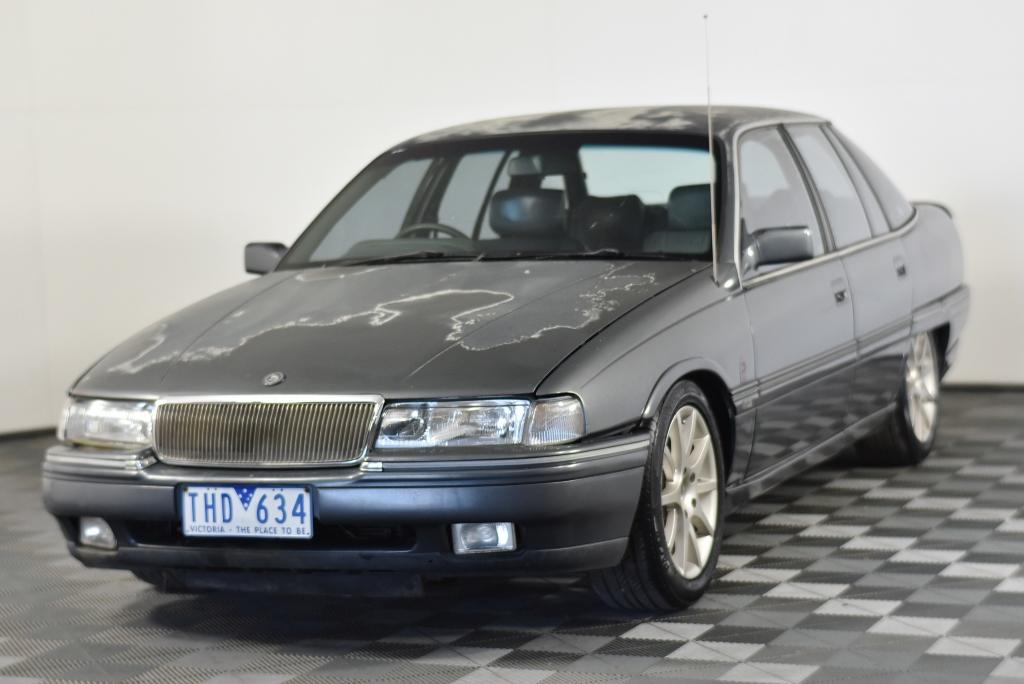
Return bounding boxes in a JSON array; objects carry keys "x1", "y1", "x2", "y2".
[{"x1": 724, "y1": 403, "x2": 894, "y2": 513}]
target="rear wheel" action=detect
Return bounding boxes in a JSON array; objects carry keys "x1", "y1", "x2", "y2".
[
  {"x1": 590, "y1": 381, "x2": 725, "y2": 611},
  {"x1": 857, "y1": 332, "x2": 941, "y2": 466}
]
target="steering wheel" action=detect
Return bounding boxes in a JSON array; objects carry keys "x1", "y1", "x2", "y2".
[{"x1": 397, "y1": 222, "x2": 471, "y2": 240}]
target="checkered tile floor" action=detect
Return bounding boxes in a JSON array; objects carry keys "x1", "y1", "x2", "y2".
[{"x1": 2, "y1": 390, "x2": 1023, "y2": 684}]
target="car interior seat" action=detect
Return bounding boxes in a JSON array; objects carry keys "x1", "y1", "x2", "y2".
[
  {"x1": 483, "y1": 188, "x2": 579, "y2": 253},
  {"x1": 642, "y1": 184, "x2": 712, "y2": 255},
  {"x1": 569, "y1": 195, "x2": 646, "y2": 252}
]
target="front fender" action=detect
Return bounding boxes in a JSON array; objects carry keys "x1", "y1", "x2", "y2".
[{"x1": 537, "y1": 275, "x2": 754, "y2": 439}]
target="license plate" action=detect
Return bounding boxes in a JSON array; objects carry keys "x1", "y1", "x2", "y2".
[{"x1": 180, "y1": 485, "x2": 313, "y2": 539}]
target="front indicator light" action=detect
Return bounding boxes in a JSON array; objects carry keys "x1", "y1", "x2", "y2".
[
  {"x1": 525, "y1": 396, "x2": 585, "y2": 446},
  {"x1": 452, "y1": 522, "x2": 516, "y2": 554},
  {"x1": 79, "y1": 517, "x2": 117, "y2": 550}
]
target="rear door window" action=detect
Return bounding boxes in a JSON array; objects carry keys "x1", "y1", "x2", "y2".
[
  {"x1": 823, "y1": 126, "x2": 889, "y2": 237},
  {"x1": 786, "y1": 125, "x2": 872, "y2": 248}
]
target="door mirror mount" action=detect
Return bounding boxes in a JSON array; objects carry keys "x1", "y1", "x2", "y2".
[
  {"x1": 245, "y1": 242, "x2": 288, "y2": 274},
  {"x1": 747, "y1": 226, "x2": 815, "y2": 270}
]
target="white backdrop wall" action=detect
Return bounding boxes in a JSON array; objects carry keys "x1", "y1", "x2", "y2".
[{"x1": 1, "y1": 0, "x2": 1021, "y2": 433}]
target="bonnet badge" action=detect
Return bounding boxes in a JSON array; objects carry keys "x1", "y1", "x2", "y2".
[{"x1": 262, "y1": 371, "x2": 286, "y2": 387}]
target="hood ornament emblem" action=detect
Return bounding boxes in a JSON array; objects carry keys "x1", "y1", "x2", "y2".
[{"x1": 262, "y1": 371, "x2": 286, "y2": 387}]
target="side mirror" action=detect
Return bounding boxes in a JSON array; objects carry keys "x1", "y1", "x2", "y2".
[
  {"x1": 747, "y1": 226, "x2": 814, "y2": 269},
  {"x1": 245, "y1": 242, "x2": 288, "y2": 275}
]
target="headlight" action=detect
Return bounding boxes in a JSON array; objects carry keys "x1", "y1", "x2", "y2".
[
  {"x1": 375, "y1": 396, "x2": 584, "y2": 450},
  {"x1": 58, "y1": 397, "x2": 155, "y2": 449}
]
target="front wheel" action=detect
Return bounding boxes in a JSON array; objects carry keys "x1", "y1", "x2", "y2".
[
  {"x1": 590, "y1": 380, "x2": 725, "y2": 611},
  {"x1": 857, "y1": 331, "x2": 941, "y2": 466}
]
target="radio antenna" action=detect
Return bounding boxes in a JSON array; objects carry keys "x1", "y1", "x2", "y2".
[{"x1": 703, "y1": 13, "x2": 719, "y2": 285}]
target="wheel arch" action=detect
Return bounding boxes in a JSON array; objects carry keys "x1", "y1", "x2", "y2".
[{"x1": 643, "y1": 359, "x2": 738, "y2": 479}]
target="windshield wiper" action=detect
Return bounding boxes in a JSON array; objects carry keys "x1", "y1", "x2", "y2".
[
  {"x1": 335, "y1": 251, "x2": 482, "y2": 266},
  {"x1": 481, "y1": 248, "x2": 693, "y2": 261},
  {"x1": 332, "y1": 248, "x2": 696, "y2": 266}
]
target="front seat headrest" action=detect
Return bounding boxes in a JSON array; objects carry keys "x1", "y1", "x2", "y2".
[
  {"x1": 489, "y1": 189, "x2": 567, "y2": 237},
  {"x1": 569, "y1": 195, "x2": 644, "y2": 251},
  {"x1": 668, "y1": 184, "x2": 712, "y2": 231}
]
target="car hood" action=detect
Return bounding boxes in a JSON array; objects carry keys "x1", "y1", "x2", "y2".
[{"x1": 74, "y1": 260, "x2": 705, "y2": 399}]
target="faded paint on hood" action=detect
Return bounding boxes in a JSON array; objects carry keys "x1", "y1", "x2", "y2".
[{"x1": 74, "y1": 260, "x2": 705, "y2": 399}]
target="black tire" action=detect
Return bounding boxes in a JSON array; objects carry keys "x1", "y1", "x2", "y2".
[
  {"x1": 856, "y1": 332, "x2": 940, "y2": 467},
  {"x1": 590, "y1": 380, "x2": 726, "y2": 611}
]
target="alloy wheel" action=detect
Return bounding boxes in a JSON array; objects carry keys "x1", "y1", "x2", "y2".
[
  {"x1": 661, "y1": 404, "x2": 719, "y2": 579},
  {"x1": 906, "y1": 333, "x2": 939, "y2": 444}
]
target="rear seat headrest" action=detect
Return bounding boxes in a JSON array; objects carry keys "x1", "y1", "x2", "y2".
[
  {"x1": 489, "y1": 189, "x2": 567, "y2": 237},
  {"x1": 507, "y1": 154, "x2": 578, "y2": 177},
  {"x1": 569, "y1": 195, "x2": 644, "y2": 250},
  {"x1": 668, "y1": 184, "x2": 712, "y2": 232}
]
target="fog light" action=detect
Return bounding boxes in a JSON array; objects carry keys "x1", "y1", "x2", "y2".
[
  {"x1": 79, "y1": 517, "x2": 117, "y2": 550},
  {"x1": 452, "y1": 522, "x2": 516, "y2": 554}
]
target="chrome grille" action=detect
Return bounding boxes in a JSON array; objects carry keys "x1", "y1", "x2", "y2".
[{"x1": 153, "y1": 397, "x2": 381, "y2": 468}]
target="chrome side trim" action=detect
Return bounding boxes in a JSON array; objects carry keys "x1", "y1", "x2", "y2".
[
  {"x1": 754, "y1": 339, "x2": 860, "y2": 403},
  {"x1": 911, "y1": 284, "x2": 970, "y2": 336},
  {"x1": 731, "y1": 381, "x2": 759, "y2": 412},
  {"x1": 361, "y1": 436, "x2": 651, "y2": 472},
  {"x1": 729, "y1": 118, "x2": 919, "y2": 291},
  {"x1": 41, "y1": 433, "x2": 651, "y2": 484},
  {"x1": 858, "y1": 315, "x2": 913, "y2": 357}
]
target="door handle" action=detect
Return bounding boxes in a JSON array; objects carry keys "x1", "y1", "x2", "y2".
[
  {"x1": 830, "y1": 277, "x2": 848, "y2": 305},
  {"x1": 894, "y1": 256, "x2": 908, "y2": 278}
]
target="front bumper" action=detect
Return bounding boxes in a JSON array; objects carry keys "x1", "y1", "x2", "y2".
[{"x1": 42, "y1": 434, "x2": 649, "y2": 575}]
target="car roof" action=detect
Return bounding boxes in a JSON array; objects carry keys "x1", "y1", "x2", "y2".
[{"x1": 398, "y1": 105, "x2": 826, "y2": 147}]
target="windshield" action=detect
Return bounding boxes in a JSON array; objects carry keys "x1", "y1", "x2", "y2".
[{"x1": 281, "y1": 135, "x2": 716, "y2": 268}]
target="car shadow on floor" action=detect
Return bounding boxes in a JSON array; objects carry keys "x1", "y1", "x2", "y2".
[{"x1": 141, "y1": 575, "x2": 655, "y2": 647}]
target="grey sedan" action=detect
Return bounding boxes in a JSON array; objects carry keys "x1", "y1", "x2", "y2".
[{"x1": 43, "y1": 106, "x2": 969, "y2": 610}]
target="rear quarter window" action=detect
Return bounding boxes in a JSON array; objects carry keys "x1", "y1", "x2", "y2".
[{"x1": 830, "y1": 128, "x2": 914, "y2": 229}]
